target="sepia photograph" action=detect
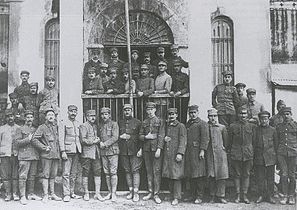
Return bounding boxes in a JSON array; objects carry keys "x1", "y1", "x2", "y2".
[{"x1": 0, "y1": 0, "x2": 296, "y2": 209}]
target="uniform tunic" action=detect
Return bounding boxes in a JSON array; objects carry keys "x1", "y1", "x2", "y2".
[
  {"x1": 103, "y1": 78, "x2": 125, "y2": 94},
  {"x1": 23, "y1": 94, "x2": 41, "y2": 126},
  {"x1": 83, "y1": 76, "x2": 104, "y2": 94},
  {"x1": 242, "y1": 101, "x2": 265, "y2": 123},
  {"x1": 171, "y1": 71, "x2": 189, "y2": 95},
  {"x1": 136, "y1": 77, "x2": 155, "y2": 96},
  {"x1": 80, "y1": 121, "x2": 100, "y2": 159},
  {"x1": 83, "y1": 59, "x2": 102, "y2": 80},
  {"x1": 167, "y1": 56, "x2": 189, "y2": 76},
  {"x1": 39, "y1": 87, "x2": 59, "y2": 113},
  {"x1": 276, "y1": 119, "x2": 297, "y2": 157},
  {"x1": 14, "y1": 81, "x2": 30, "y2": 103},
  {"x1": 59, "y1": 118, "x2": 81, "y2": 154},
  {"x1": 98, "y1": 119, "x2": 119, "y2": 156},
  {"x1": 270, "y1": 112, "x2": 284, "y2": 127}
]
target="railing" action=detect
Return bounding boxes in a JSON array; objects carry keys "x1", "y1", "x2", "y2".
[{"x1": 82, "y1": 93, "x2": 190, "y2": 123}]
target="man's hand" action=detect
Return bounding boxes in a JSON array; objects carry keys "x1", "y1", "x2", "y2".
[
  {"x1": 155, "y1": 148, "x2": 161, "y2": 158},
  {"x1": 106, "y1": 89, "x2": 113, "y2": 94},
  {"x1": 174, "y1": 91, "x2": 182, "y2": 97},
  {"x1": 199, "y1": 150, "x2": 205, "y2": 159},
  {"x1": 61, "y1": 151, "x2": 68, "y2": 160},
  {"x1": 100, "y1": 142, "x2": 106, "y2": 149},
  {"x1": 137, "y1": 148, "x2": 142, "y2": 157},
  {"x1": 85, "y1": 90, "x2": 92, "y2": 95},
  {"x1": 169, "y1": 91, "x2": 175, "y2": 96},
  {"x1": 164, "y1": 136, "x2": 171, "y2": 142},
  {"x1": 94, "y1": 137, "x2": 100, "y2": 144},
  {"x1": 137, "y1": 91, "x2": 144, "y2": 97},
  {"x1": 176, "y1": 154, "x2": 183, "y2": 162},
  {"x1": 45, "y1": 146, "x2": 51, "y2": 153}
]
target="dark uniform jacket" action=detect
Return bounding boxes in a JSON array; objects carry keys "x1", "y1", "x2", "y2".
[
  {"x1": 98, "y1": 119, "x2": 119, "y2": 156},
  {"x1": 103, "y1": 78, "x2": 125, "y2": 94},
  {"x1": 162, "y1": 120, "x2": 187, "y2": 179},
  {"x1": 80, "y1": 121, "x2": 100, "y2": 159},
  {"x1": 14, "y1": 81, "x2": 30, "y2": 103},
  {"x1": 270, "y1": 113, "x2": 283, "y2": 127},
  {"x1": 118, "y1": 117, "x2": 141, "y2": 156},
  {"x1": 276, "y1": 119, "x2": 297, "y2": 157},
  {"x1": 136, "y1": 77, "x2": 155, "y2": 96},
  {"x1": 171, "y1": 71, "x2": 189, "y2": 95},
  {"x1": 140, "y1": 115, "x2": 165, "y2": 152},
  {"x1": 108, "y1": 58, "x2": 124, "y2": 71},
  {"x1": 167, "y1": 56, "x2": 189, "y2": 76},
  {"x1": 253, "y1": 125, "x2": 277, "y2": 166},
  {"x1": 32, "y1": 122, "x2": 60, "y2": 159},
  {"x1": 23, "y1": 94, "x2": 41, "y2": 126},
  {"x1": 185, "y1": 117, "x2": 209, "y2": 178},
  {"x1": 228, "y1": 120, "x2": 256, "y2": 161},
  {"x1": 147, "y1": 63, "x2": 158, "y2": 79},
  {"x1": 212, "y1": 84, "x2": 239, "y2": 115},
  {"x1": 83, "y1": 59, "x2": 102, "y2": 80},
  {"x1": 83, "y1": 76, "x2": 104, "y2": 94},
  {"x1": 15, "y1": 125, "x2": 39, "y2": 160}
]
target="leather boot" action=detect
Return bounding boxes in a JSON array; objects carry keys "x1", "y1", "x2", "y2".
[
  {"x1": 12, "y1": 180, "x2": 20, "y2": 201},
  {"x1": 82, "y1": 177, "x2": 89, "y2": 201},
  {"x1": 19, "y1": 180, "x2": 28, "y2": 205},
  {"x1": 27, "y1": 180, "x2": 42, "y2": 200},
  {"x1": 3, "y1": 181, "x2": 12, "y2": 201},
  {"x1": 41, "y1": 179, "x2": 49, "y2": 203},
  {"x1": 94, "y1": 176, "x2": 103, "y2": 201},
  {"x1": 49, "y1": 178, "x2": 62, "y2": 201},
  {"x1": 111, "y1": 175, "x2": 118, "y2": 202},
  {"x1": 103, "y1": 175, "x2": 112, "y2": 201}
]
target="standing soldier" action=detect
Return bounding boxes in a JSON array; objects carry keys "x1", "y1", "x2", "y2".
[
  {"x1": 99, "y1": 63, "x2": 110, "y2": 85},
  {"x1": 228, "y1": 108, "x2": 256, "y2": 204},
  {"x1": 185, "y1": 105, "x2": 209, "y2": 204},
  {"x1": 15, "y1": 110, "x2": 42, "y2": 205},
  {"x1": 124, "y1": 49, "x2": 140, "y2": 80},
  {"x1": 108, "y1": 47, "x2": 124, "y2": 72},
  {"x1": 136, "y1": 64, "x2": 155, "y2": 98},
  {"x1": 270, "y1": 99, "x2": 286, "y2": 127},
  {"x1": 170, "y1": 60, "x2": 189, "y2": 97},
  {"x1": 162, "y1": 108, "x2": 187, "y2": 206},
  {"x1": 207, "y1": 108, "x2": 229, "y2": 204},
  {"x1": 103, "y1": 68, "x2": 125, "y2": 94},
  {"x1": 234, "y1": 83, "x2": 248, "y2": 111},
  {"x1": 80, "y1": 110, "x2": 102, "y2": 201},
  {"x1": 276, "y1": 107, "x2": 297, "y2": 205},
  {"x1": 31, "y1": 108, "x2": 61, "y2": 202},
  {"x1": 139, "y1": 102, "x2": 165, "y2": 204},
  {"x1": 243, "y1": 88, "x2": 265, "y2": 125},
  {"x1": 59, "y1": 105, "x2": 82, "y2": 202},
  {"x1": 253, "y1": 111, "x2": 277, "y2": 204},
  {"x1": 98, "y1": 107, "x2": 119, "y2": 201},
  {"x1": 118, "y1": 104, "x2": 142, "y2": 202},
  {"x1": 83, "y1": 44, "x2": 104, "y2": 81},
  {"x1": 167, "y1": 44, "x2": 189, "y2": 76},
  {"x1": 152, "y1": 46, "x2": 167, "y2": 67},
  {"x1": 212, "y1": 70, "x2": 239, "y2": 127},
  {"x1": 8, "y1": 92, "x2": 25, "y2": 126},
  {"x1": 13, "y1": 70, "x2": 31, "y2": 106},
  {"x1": 83, "y1": 67, "x2": 104, "y2": 95},
  {"x1": 0, "y1": 109, "x2": 20, "y2": 201},
  {"x1": 143, "y1": 52, "x2": 158, "y2": 78}
]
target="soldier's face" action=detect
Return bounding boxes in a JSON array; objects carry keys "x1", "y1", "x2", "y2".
[
  {"x1": 237, "y1": 87, "x2": 245, "y2": 95},
  {"x1": 101, "y1": 68, "x2": 108, "y2": 75},
  {"x1": 6, "y1": 114, "x2": 15, "y2": 124},
  {"x1": 46, "y1": 111, "x2": 56, "y2": 123},
  {"x1": 30, "y1": 86, "x2": 38, "y2": 95},
  {"x1": 277, "y1": 103, "x2": 286, "y2": 112},
  {"x1": 146, "y1": 108, "x2": 156, "y2": 117},
  {"x1": 25, "y1": 114, "x2": 34, "y2": 125},
  {"x1": 144, "y1": 56, "x2": 150, "y2": 64},
  {"x1": 131, "y1": 52, "x2": 139, "y2": 60},
  {"x1": 68, "y1": 109, "x2": 77, "y2": 120},
  {"x1": 189, "y1": 110, "x2": 198, "y2": 120},
  {"x1": 140, "y1": 68, "x2": 149, "y2": 77},
  {"x1": 171, "y1": 48, "x2": 178, "y2": 56},
  {"x1": 111, "y1": 51, "x2": 118, "y2": 58},
  {"x1": 87, "y1": 114, "x2": 96, "y2": 123},
  {"x1": 101, "y1": 112, "x2": 110, "y2": 121},
  {"x1": 20, "y1": 73, "x2": 29, "y2": 82},
  {"x1": 90, "y1": 50, "x2": 100, "y2": 61},
  {"x1": 174, "y1": 65, "x2": 181, "y2": 73},
  {"x1": 208, "y1": 114, "x2": 218, "y2": 124},
  {"x1": 46, "y1": 79, "x2": 56, "y2": 88},
  {"x1": 247, "y1": 93, "x2": 256, "y2": 102},
  {"x1": 110, "y1": 71, "x2": 117, "y2": 80},
  {"x1": 123, "y1": 72, "x2": 129, "y2": 81},
  {"x1": 223, "y1": 75, "x2": 232, "y2": 84},
  {"x1": 168, "y1": 112, "x2": 177, "y2": 122},
  {"x1": 282, "y1": 111, "x2": 292, "y2": 121},
  {"x1": 158, "y1": 64, "x2": 166, "y2": 72},
  {"x1": 259, "y1": 116, "x2": 269, "y2": 126},
  {"x1": 157, "y1": 52, "x2": 165, "y2": 58},
  {"x1": 124, "y1": 108, "x2": 132, "y2": 118},
  {"x1": 238, "y1": 112, "x2": 248, "y2": 121},
  {"x1": 88, "y1": 72, "x2": 96, "y2": 80}
]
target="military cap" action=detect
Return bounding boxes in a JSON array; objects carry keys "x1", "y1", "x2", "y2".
[
  {"x1": 207, "y1": 108, "x2": 218, "y2": 116},
  {"x1": 87, "y1": 67, "x2": 96, "y2": 72},
  {"x1": 9, "y1": 92, "x2": 17, "y2": 99},
  {"x1": 146, "y1": 102, "x2": 156, "y2": 109},
  {"x1": 246, "y1": 88, "x2": 256, "y2": 94},
  {"x1": 109, "y1": 67, "x2": 118, "y2": 73},
  {"x1": 235, "y1": 82, "x2": 246, "y2": 88},
  {"x1": 158, "y1": 61, "x2": 167, "y2": 66},
  {"x1": 173, "y1": 60, "x2": 182, "y2": 66},
  {"x1": 24, "y1": 110, "x2": 34, "y2": 116},
  {"x1": 45, "y1": 75, "x2": 55, "y2": 81},
  {"x1": 109, "y1": 47, "x2": 118, "y2": 53},
  {"x1": 86, "y1": 109, "x2": 96, "y2": 116},
  {"x1": 157, "y1": 47, "x2": 165, "y2": 53},
  {"x1": 222, "y1": 70, "x2": 233, "y2": 76},
  {"x1": 131, "y1": 49, "x2": 139, "y2": 54},
  {"x1": 123, "y1": 104, "x2": 133, "y2": 110},
  {"x1": 68, "y1": 105, "x2": 78, "y2": 111},
  {"x1": 122, "y1": 68, "x2": 129, "y2": 73},
  {"x1": 20, "y1": 70, "x2": 30, "y2": 75},
  {"x1": 140, "y1": 64, "x2": 149, "y2": 69},
  {"x1": 87, "y1": 43, "x2": 104, "y2": 49},
  {"x1": 277, "y1": 99, "x2": 285, "y2": 107},
  {"x1": 170, "y1": 44, "x2": 179, "y2": 50},
  {"x1": 188, "y1": 105, "x2": 199, "y2": 111},
  {"x1": 5, "y1": 109, "x2": 13, "y2": 116},
  {"x1": 100, "y1": 63, "x2": 108, "y2": 68},
  {"x1": 167, "y1": 108, "x2": 177, "y2": 114},
  {"x1": 144, "y1": 52, "x2": 151, "y2": 57},
  {"x1": 29, "y1": 82, "x2": 38, "y2": 87},
  {"x1": 100, "y1": 107, "x2": 111, "y2": 113},
  {"x1": 280, "y1": 107, "x2": 292, "y2": 114},
  {"x1": 258, "y1": 110, "x2": 271, "y2": 118},
  {"x1": 45, "y1": 107, "x2": 55, "y2": 115}
]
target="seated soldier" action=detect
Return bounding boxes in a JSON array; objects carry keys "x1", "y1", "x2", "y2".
[
  {"x1": 123, "y1": 68, "x2": 136, "y2": 94},
  {"x1": 104, "y1": 67, "x2": 125, "y2": 94},
  {"x1": 83, "y1": 67, "x2": 104, "y2": 95},
  {"x1": 136, "y1": 64, "x2": 155, "y2": 97},
  {"x1": 170, "y1": 60, "x2": 189, "y2": 97}
]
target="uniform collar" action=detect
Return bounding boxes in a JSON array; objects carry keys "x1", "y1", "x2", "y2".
[
  {"x1": 167, "y1": 120, "x2": 179, "y2": 126},
  {"x1": 208, "y1": 121, "x2": 220, "y2": 127},
  {"x1": 188, "y1": 117, "x2": 201, "y2": 124}
]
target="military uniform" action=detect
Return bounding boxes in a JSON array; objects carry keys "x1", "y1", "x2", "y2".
[
  {"x1": 140, "y1": 104, "x2": 165, "y2": 197},
  {"x1": 83, "y1": 59, "x2": 102, "y2": 81},
  {"x1": 270, "y1": 112, "x2": 283, "y2": 127},
  {"x1": 0, "y1": 113, "x2": 20, "y2": 201},
  {"x1": 83, "y1": 75, "x2": 104, "y2": 94},
  {"x1": 162, "y1": 116, "x2": 187, "y2": 201},
  {"x1": 136, "y1": 76, "x2": 155, "y2": 96},
  {"x1": 23, "y1": 83, "x2": 41, "y2": 126},
  {"x1": 38, "y1": 87, "x2": 59, "y2": 124},
  {"x1": 171, "y1": 71, "x2": 189, "y2": 95},
  {"x1": 9, "y1": 93, "x2": 25, "y2": 126},
  {"x1": 14, "y1": 81, "x2": 30, "y2": 105},
  {"x1": 167, "y1": 56, "x2": 189, "y2": 76},
  {"x1": 103, "y1": 77, "x2": 125, "y2": 94},
  {"x1": 118, "y1": 105, "x2": 142, "y2": 200}
]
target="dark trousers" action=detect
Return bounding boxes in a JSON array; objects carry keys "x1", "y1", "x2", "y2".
[
  {"x1": 0, "y1": 156, "x2": 19, "y2": 180},
  {"x1": 40, "y1": 158, "x2": 59, "y2": 179},
  {"x1": 232, "y1": 159, "x2": 253, "y2": 194},
  {"x1": 190, "y1": 177, "x2": 205, "y2": 198},
  {"x1": 168, "y1": 179, "x2": 182, "y2": 200},
  {"x1": 143, "y1": 151, "x2": 162, "y2": 195},
  {"x1": 277, "y1": 155, "x2": 297, "y2": 196},
  {"x1": 62, "y1": 154, "x2": 80, "y2": 196},
  {"x1": 120, "y1": 155, "x2": 142, "y2": 190},
  {"x1": 18, "y1": 160, "x2": 38, "y2": 181},
  {"x1": 255, "y1": 164, "x2": 275, "y2": 197},
  {"x1": 209, "y1": 177, "x2": 226, "y2": 198},
  {"x1": 218, "y1": 114, "x2": 236, "y2": 127},
  {"x1": 81, "y1": 158, "x2": 102, "y2": 177}
]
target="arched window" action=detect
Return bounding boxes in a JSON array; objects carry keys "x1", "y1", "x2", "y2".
[
  {"x1": 211, "y1": 15, "x2": 234, "y2": 85},
  {"x1": 45, "y1": 18, "x2": 60, "y2": 88}
]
